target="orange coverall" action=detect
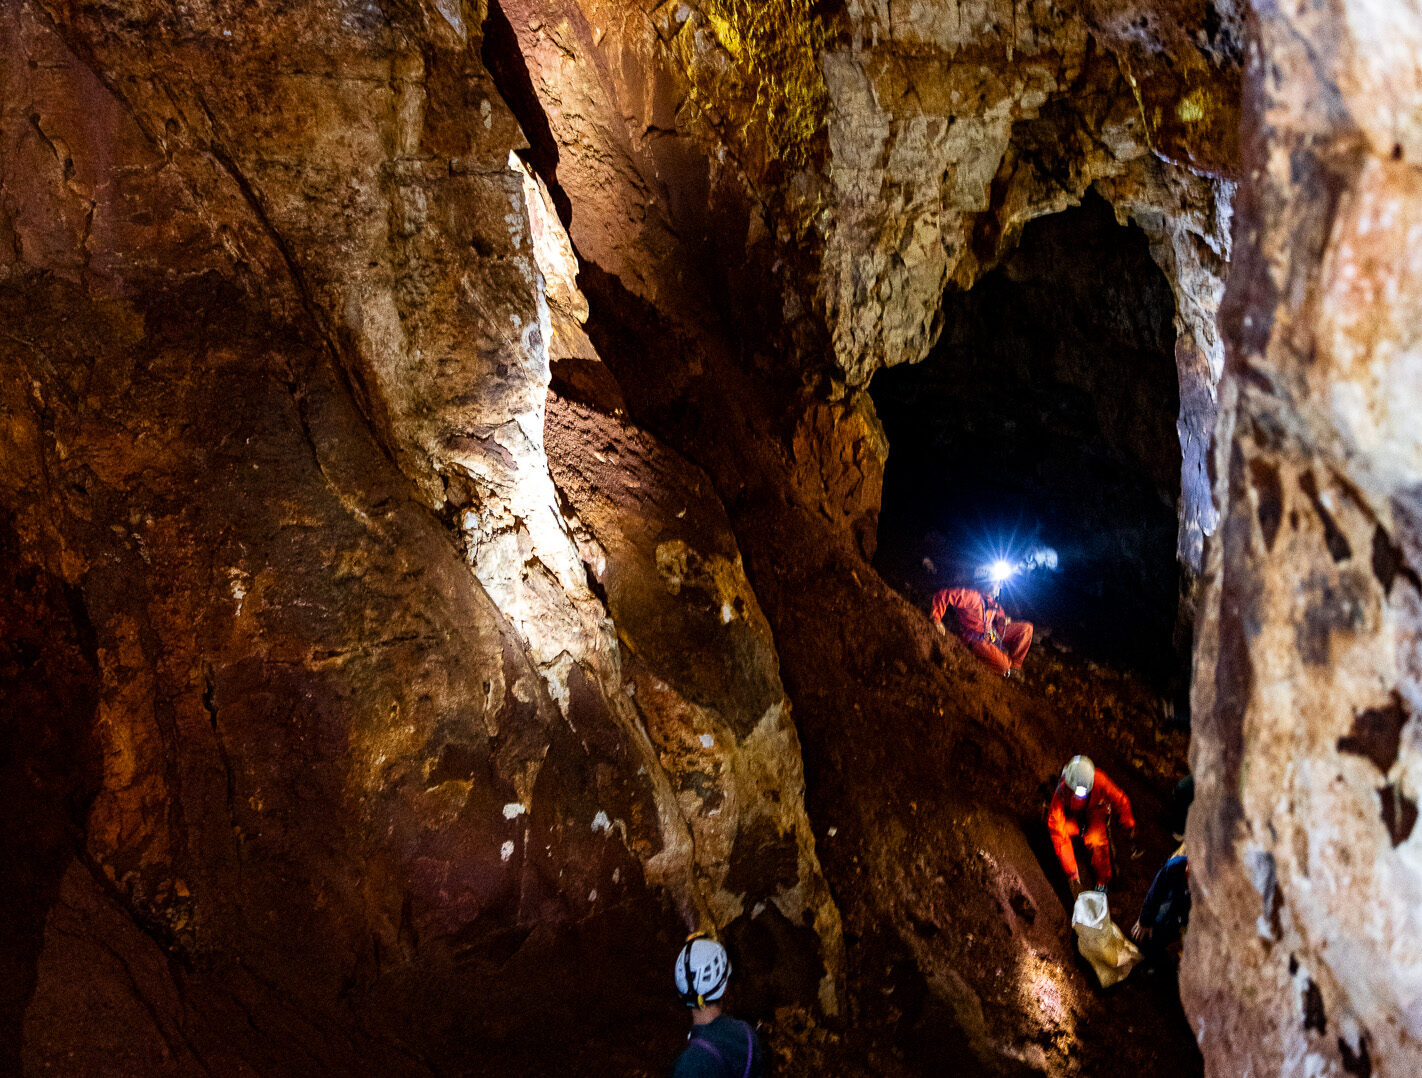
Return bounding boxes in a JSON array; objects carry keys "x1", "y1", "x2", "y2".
[
  {"x1": 930, "y1": 587, "x2": 1033, "y2": 674},
  {"x1": 1047, "y1": 771, "x2": 1136, "y2": 887}
]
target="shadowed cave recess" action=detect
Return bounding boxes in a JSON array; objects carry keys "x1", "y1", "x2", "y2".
[
  {"x1": 872, "y1": 194, "x2": 1189, "y2": 692},
  {"x1": 4, "y1": 1, "x2": 1422, "y2": 1077}
]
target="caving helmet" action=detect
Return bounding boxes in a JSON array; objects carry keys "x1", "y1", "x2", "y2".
[
  {"x1": 1062, "y1": 755, "x2": 1096, "y2": 801},
  {"x1": 975, "y1": 559, "x2": 1015, "y2": 600},
  {"x1": 674, "y1": 933, "x2": 731, "y2": 1007}
]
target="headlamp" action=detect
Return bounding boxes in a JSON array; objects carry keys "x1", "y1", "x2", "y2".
[{"x1": 988, "y1": 559, "x2": 1016, "y2": 583}]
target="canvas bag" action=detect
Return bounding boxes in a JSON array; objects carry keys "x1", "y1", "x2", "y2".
[{"x1": 1071, "y1": 890, "x2": 1142, "y2": 987}]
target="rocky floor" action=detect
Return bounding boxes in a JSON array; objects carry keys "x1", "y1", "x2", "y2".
[
  {"x1": 542, "y1": 627, "x2": 1195, "y2": 1078},
  {"x1": 693, "y1": 520, "x2": 1200, "y2": 1076},
  {"x1": 775, "y1": 611, "x2": 1195, "y2": 1075}
]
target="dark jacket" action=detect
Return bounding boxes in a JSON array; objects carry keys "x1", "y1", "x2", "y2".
[
  {"x1": 672, "y1": 1015, "x2": 765, "y2": 1078},
  {"x1": 1139, "y1": 853, "x2": 1190, "y2": 945}
]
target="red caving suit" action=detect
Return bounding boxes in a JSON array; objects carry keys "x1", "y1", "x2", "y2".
[
  {"x1": 1047, "y1": 770, "x2": 1136, "y2": 887},
  {"x1": 930, "y1": 587, "x2": 1034, "y2": 675}
]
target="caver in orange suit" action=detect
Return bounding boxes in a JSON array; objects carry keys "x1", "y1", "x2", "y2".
[
  {"x1": 930, "y1": 587, "x2": 1033, "y2": 674},
  {"x1": 1047, "y1": 769, "x2": 1135, "y2": 888}
]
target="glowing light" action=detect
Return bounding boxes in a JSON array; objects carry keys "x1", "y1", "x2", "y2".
[
  {"x1": 988, "y1": 559, "x2": 1016, "y2": 583},
  {"x1": 1073, "y1": 786, "x2": 1089, "y2": 798},
  {"x1": 966, "y1": 530, "x2": 1055, "y2": 587}
]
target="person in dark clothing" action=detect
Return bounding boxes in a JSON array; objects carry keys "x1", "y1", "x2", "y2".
[
  {"x1": 1167, "y1": 774, "x2": 1195, "y2": 842},
  {"x1": 1131, "y1": 847, "x2": 1191, "y2": 958},
  {"x1": 671, "y1": 934, "x2": 765, "y2": 1078}
]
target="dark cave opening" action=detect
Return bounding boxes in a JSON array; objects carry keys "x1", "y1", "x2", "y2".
[{"x1": 871, "y1": 193, "x2": 1186, "y2": 688}]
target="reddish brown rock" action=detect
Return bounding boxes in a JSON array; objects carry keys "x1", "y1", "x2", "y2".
[
  {"x1": 25, "y1": 0, "x2": 1422, "y2": 1075},
  {"x1": 790, "y1": 391, "x2": 888, "y2": 562},
  {"x1": 0, "y1": 0, "x2": 837, "y2": 1072},
  {"x1": 546, "y1": 394, "x2": 843, "y2": 1011},
  {"x1": 1074, "y1": 0, "x2": 1243, "y2": 176}
]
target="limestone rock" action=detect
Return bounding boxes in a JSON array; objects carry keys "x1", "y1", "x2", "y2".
[
  {"x1": 0, "y1": 0, "x2": 838, "y2": 1070},
  {"x1": 819, "y1": 2, "x2": 1237, "y2": 571},
  {"x1": 546, "y1": 394, "x2": 843, "y2": 1011},
  {"x1": 1183, "y1": 1, "x2": 1422, "y2": 1074},
  {"x1": 490, "y1": 0, "x2": 1237, "y2": 581},
  {"x1": 1098, "y1": 155, "x2": 1233, "y2": 571}
]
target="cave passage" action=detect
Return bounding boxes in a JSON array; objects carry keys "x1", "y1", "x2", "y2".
[{"x1": 871, "y1": 194, "x2": 1184, "y2": 684}]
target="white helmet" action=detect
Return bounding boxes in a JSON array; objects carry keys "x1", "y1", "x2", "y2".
[
  {"x1": 674, "y1": 935, "x2": 731, "y2": 1007},
  {"x1": 1062, "y1": 755, "x2": 1095, "y2": 799}
]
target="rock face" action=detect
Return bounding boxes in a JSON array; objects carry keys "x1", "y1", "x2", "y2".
[
  {"x1": 0, "y1": 1, "x2": 835, "y2": 1072},
  {"x1": 17, "y1": 0, "x2": 1422, "y2": 1076},
  {"x1": 1182, "y1": 1, "x2": 1422, "y2": 1075},
  {"x1": 489, "y1": 2, "x2": 1230, "y2": 1073},
  {"x1": 820, "y1": 1, "x2": 1235, "y2": 571},
  {"x1": 544, "y1": 393, "x2": 843, "y2": 1010}
]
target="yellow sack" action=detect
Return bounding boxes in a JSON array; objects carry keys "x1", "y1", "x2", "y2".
[{"x1": 1071, "y1": 890, "x2": 1142, "y2": 988}]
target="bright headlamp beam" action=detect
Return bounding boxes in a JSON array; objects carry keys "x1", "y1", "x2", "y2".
[{"x1": 988, "y1": 559, "x2": 1015, "y2": 583}]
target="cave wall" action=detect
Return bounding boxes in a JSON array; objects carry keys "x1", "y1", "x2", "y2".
[
  {"x1": 821, "y1": 2, "x2": 1235, "y2": 571},
  {"x1": 0, "y1": 0, "x2": 1243, "y2": 1073},
  {"x1": 31, "y1": 0, "x2": 1422, "y2": 1075},
  {"x1": 1182, "y1": 0, "x2": 1422, "y2": 1074},
  {"x1": 0, "y1": 1, "x2": 837, "y2": 1071},
  {"x1": 490, "y1": 1, "x2": 1234, "y2": 1073},
  {"x1": 491, "y1": 0, "x2": 1235, "y2": 571}
]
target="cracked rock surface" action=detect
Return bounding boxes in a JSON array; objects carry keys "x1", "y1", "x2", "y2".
[
  {"x1": 1183, "y1": 1, "x2": 1422, "y2": 1075},
  {"x1": 8, "y1": 0, "x2": 1422, "y2": 1076},
  {"x1": 0, "y1": 1, "x2": 834, "y2": 1073}
]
